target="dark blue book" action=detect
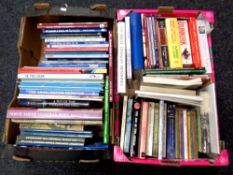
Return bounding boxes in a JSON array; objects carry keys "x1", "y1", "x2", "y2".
[
  {"x1": 130, "y1": 12, "x2": 144, "y2": 71},
  {"x1": 42, "y1": 28, "x2": 108, "y2": 34},
  {"x1": 166, "y1": 103, "x2": 176, "y2": 159}
]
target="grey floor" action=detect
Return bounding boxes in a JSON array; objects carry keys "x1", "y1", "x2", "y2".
[{"x1": 0, "y1": 0, "x2": 232, "y2": 174}]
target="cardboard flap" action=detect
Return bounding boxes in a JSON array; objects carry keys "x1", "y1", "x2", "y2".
[{"x1": 24, "y1": 3, "x2": 115, "y2": 19}]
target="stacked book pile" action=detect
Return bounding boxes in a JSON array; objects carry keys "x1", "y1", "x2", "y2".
[
  {"x1": 7, "y1": 21, "x2": 112, "y2": 149},
  {"x1": 116, "y1": 11, "x2": 213, "y2": 161}
]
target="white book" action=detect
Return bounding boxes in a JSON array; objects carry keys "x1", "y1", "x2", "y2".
[
  {"x1": 196, "y1": 18, "x2": 211, "y2": 73},
  {"x1": 125, "y1": 16, "x2": 133, "y2": 80},
  {"x1": 183, "y1": 109, "x2": 188, "y2": 160},
  {"x1": 44, "y1": 37, "x2": 106, "y2": 43},
  {"x1": 120, "y1": 96, "x2": 128, "y2": 150},
  {"x1": 158, "y1": 100, "x2": 164, "y2": 160},
  {"x1": 146, "y1": 102, "x2": 155, "y2": 156},
  {"x1": 117, "y1": 22, "x2": 126, "y2": 93},
  {"x1": 142, "y1": 76, "x2": 202, "y2": 87},
  {"x1": 178, "y1": 20, "x2": 193, "y2": 66},
  {"x1": 18, "y1": 74, "x2": 104, "y2": 80},
  {"x1": 135, "y1": 90, "x2": 203, "y2": 107},
  {"x1": 17, "y1": 94, "x2": 103, "y2": 101}
]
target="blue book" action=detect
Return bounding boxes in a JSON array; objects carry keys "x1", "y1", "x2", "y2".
[
  {"x1": 130, "y1": 12, "x2": 144, "y2": 71},
  {"x1": 19, "y1": 89, "x2": 101, "y2": 96},
  {"x1": 45, "y1": 52, "x2": 109, "y2": 59},
  {"x1": 19, "y1": 82, "x2": 103, "y2": 87},
  {"x1": 38, "y1": 63, "x2": 107, "y2": 68},
  {"x1": 42, "y1": 28, "x2": 108, "y2": 34},
  {"x1": 15, "y1": 143, "x2": 108, "y2": 150},
  {"x1": 123, "y1": 99, "x2": 133, "y2": 154},
  {"x1": 166, "y1": 103, "x2": 176, "y2": 159}
]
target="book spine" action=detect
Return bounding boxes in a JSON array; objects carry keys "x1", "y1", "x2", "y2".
[
  {"x1": 125, "y1": 16, "x2": 133, "y2": 80},
  {"x1": 178, "y1": 20, "x2": 193, "y2": 67},
  {"x1": 130, "y1": 12, "x2": 144, "y2": 71},
  {"x1": 152, "y1": 103, "x2": 159, "y2": 157},
  {"x1": 103, "y1": 76, "x2": 109, "y2": 144},
  {"x1": 158, "y1": 100, "x2": 164, "y2": 160},
  {"x1": 162, "y1": 103, "x2": 167, "y2": 158},
  {"x1": 7, "y1": 108, "x2": 103, "y2": 120},
  {"x1": 146, "y1": 102, "x2": 155, "y2": 156},
  {"x1": 18, "y1": 73, "x2": 104, "y2": 80},
  {"x1": 166, "y1": 103, "x2": 176, "y2": 159},
  {"x1": 38, "y1": 63, "x2": 107, "y2": 68},
  {"x1": 188, "y1": 17, "x2": 202, "y2": 69},
  {"x1": 142, "y1": 14, "x2": 150, "y2": 69},
  {"x1": 117, "y1": 22, "x2": 126, "y2": 94},
  {"x1": 175, "y1": 109, "x2": 180, "y2": 159},
  {"x1": 165, "y1": 18, "x2": 183, "y2": 69},
  {"x1": 44, "y1": 47, "x2": 109, "y2": 52},
  {"x1": 44, "y1": 52, "x2": 109, "y2": 59},
  {"x1": 37, "y1": 22, "x2": 108, "y2": 29},
  {"x1": 157, "y1": 19, "x2": 169, "y2": 68},
  {"x1": 141, "y1": 14, "x2": 147, "y2": 63},
  {"x1": 123, "y1": 99, "x2": 133, "y2": 154},
  {"x1": 183, "y1": 109, "x2": 188, "y2": 160},
  {"x1": 144, "y1": 68, "x2": 206, "y2": 74},
  {"x1": 46, "y1": 41, "x2": 109, "y2": 47},
  {"x1": 120, "y1": 96, "x2": 128, "y2": 150},
  {"x1": 16, "y1": 139, "x2": 85, "y2": 146},
  {"x1": 18, "y1": 68, "x2": 82, "y2": 74},
  {"x1": 42, "y1": 28, "x2": 107, "y2": 34},
  {"x1": 196, "y1": 18, "x2": 211, "y2": 73},
  {"x1": 129, "y1": 101, "x2": 141, "y2": 157},
  {"x1": 108, "y1": 30, "x2": 113, "y2": 102},
  {"x1": 44, "y1": 37, "x2": 106, "y2": 43},
  {"x1": 187, "y1": 111, "x2": 191, "y2": 160},
  {"x1": 138, "y1": 101, "x2": 148, "y2": 158},
  {"x1": 152, "y1": 16, "x2": 160, "y2": 68}
]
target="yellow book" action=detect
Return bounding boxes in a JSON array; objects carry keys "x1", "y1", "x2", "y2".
[{"x1": 165, "y1": 18, "x2": 183, "y2": 68}]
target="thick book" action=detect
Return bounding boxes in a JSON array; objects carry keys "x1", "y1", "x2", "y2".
[
  {"x1": 130, "y1": 12, "x2": 144, "y2": 71},
  {"x1": 178, "y1": 20, "x2": 193, "y2": 67},
  {"x1": 165, "y1": 18, "x2": 183, "y2": 69},
  {"x1": 117, "y1": 21, "x2": 126, "y2": 93},
  {"x1": 7, "y1": 108, "x2": 103, "y2": 120}
]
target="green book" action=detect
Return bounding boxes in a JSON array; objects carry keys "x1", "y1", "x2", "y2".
[
  {"x1": 103, "y1": 75, "x2": 109, "y2": 144},
  {"x1": 144, "y1": 68, "x2": 206, "y2": 75}
]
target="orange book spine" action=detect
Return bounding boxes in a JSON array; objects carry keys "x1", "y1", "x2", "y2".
[
  {"x1": 188, "y1": 17, "x2": 202, "y2": 68},
  {"x1": 138, "y1": 101, "x2": 149, "y2": 158}
]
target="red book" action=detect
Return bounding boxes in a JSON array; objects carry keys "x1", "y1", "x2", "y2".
[
  {"x1": 18, "y1": 67, "x2": 83, "y2": 74},
  {"x1": 7, "y1": 108, "x2": 103, "y2": 120},
  {"x1": 188, "y1": 17, "x2": 202, "y2": 68},
  {"x1": 37, "y1": 22, "x2": 108, "y2": 29},
  {"x1": 108, "y1": 31, "x2": 113, "y2": 102},
  {"x1": 44, "y1": 47, "x2": 109, "y2": 52}
]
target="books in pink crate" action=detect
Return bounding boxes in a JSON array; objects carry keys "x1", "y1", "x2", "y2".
[
  {"x1": 44, "y1": 47, "x2": 109, "y2": 52},
  {"x1": 7, "y1": 108, "x2": 103, "y2": 120}
]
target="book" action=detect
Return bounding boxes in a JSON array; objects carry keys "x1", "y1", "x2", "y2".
[
  {"x1": 196, "y1": 17, "x2": 211, "y2": 73},
  {"x1": 152, "y1": 103, "x2": 159, "y2": 157},
  {"x1": 19, "y1": 123, "x2": 84, "y2": 131},
  {"x1": 108, "y1": 30, "x2": 114, "y2": 102},
  {"x1": 166, "y1": 103, "x2": 176, "y2": 159},
  {"x1": 178, "y1": 20, "x2": 193, "y2": 67},
  {"x1": 7, "y1": 108, "x2": 103, "y2": 120},
  {"x1": 46, "y1": 41, "x2": 109, "y2": 48},
  {"x1": 37, "y1": 22, "x2": 108, "y2": 29},
  {"x1": 144, "y1": 68, "x2": 206, "y2": 74},
  {"x1": 165, "y1": 18, "x2": 183, "y2": 69},
  {"x1": 158, "y1": 100, "x2": 164, "y2": 160},
  {"x1": 140, "y1": 85, "x2": 196, "y2": 96},
  {"x1": 44, "y1": 47, "x2": 109, "y2": 52},
  {"x1": 130, "y1": 12, "x2": 144, "y2": 73},
  {"x1": 103, "y1": 76, "x2": 110, "y2": 144},
  {"x1": 157, "y1": 19, "x2": 169, "y2": 68},
  {"x1": 17, "y1": 94, "x2": 103, "y2": 101},
  {"x1": 125, "y1": 16, "x2": 133, "y2": 81},
  {"x1": 146, "y1": 102, "x2": 155, "y2": 157},
  {"x1": 120, "y1": 96, "x2": 128, "y2": 150},
  {"x1": 123, "y1": 99, "x2": 133, "y2": 154},
  {"x1": 188, "y1": 17, "x2": 202, "y2": 69},
  {"x1": 142, "y1": 76, "x2": 203, "y2": 89},
  {"x1": 12, "y1": 119, "x2": 103, "y2": 125},
  {"x1": 44, "y1": 52, "x2": 109, "y2": 59},
  {"x1": 44, "y1": 36, "x2": 106, "y2": 43},
  {"x1": 42, "y1": 28, "x2": 108, "y2": 34},
  {"x1": 138, "y1": 101, "x2": 148, "y2": 158},
  {"x1": 135, "y1": 90, "x2": 203, "y2": 106}
]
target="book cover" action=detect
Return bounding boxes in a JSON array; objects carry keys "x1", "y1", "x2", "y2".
[
  {"x1": 117, "y1": 21, "x2": 126, "y2": 94},
  {"x1": 178, "y1": 20, "x2": 193, "y2": 67},
  {"x1": 165, "y1": 18, "x2": 183, "y2": 69},
  {"x1": 130, "y1": 12, "x2": 144, "y2": 71},
  {"x1": 188, "y1": 17, "x2": 202, "y2": 69}
]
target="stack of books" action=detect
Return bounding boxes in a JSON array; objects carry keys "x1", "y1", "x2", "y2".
[{"x1": 7, "y1": 21, "x2": 113, "y2": 149}]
